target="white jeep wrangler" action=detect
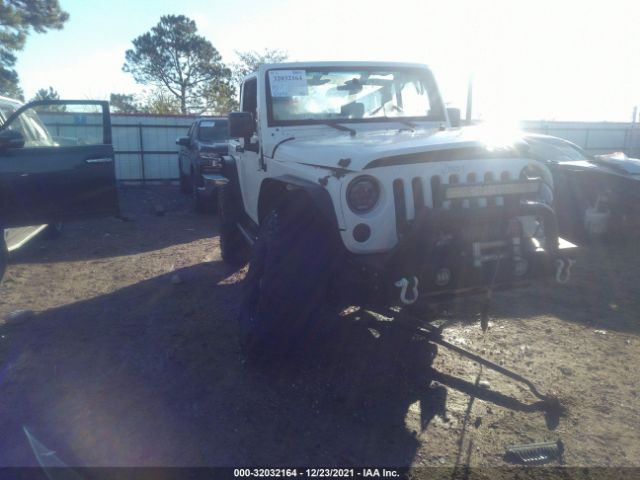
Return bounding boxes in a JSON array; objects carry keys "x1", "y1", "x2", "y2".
[{"x1": 215, "y1": 61, "x2": 575, "y2": 355}]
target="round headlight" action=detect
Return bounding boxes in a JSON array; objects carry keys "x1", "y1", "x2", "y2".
[{"x1": 347, "y1": 175, "x2": 380, "y2": 213}]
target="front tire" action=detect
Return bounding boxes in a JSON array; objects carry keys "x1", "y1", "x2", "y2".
[
  {"x1": 179, "y1": 158, "x2": 191, "y2": 194},
  {"x1": 238, "y1": 203, "x2": 340, "y2": 358}
]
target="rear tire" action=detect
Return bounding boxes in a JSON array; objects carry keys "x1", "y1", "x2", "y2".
[
  {"x1": 191, "y1": 174, "x2": 205, "y2": 213},
  {"x1": 179, "y1": 173, "x2": 191, "y2": 194},
  {"x1": 238, "y1": 203, "x2": 341, "y2": 358},
  {"x1": 218, "y1": 181, "x2": 247, "y2": 266}
]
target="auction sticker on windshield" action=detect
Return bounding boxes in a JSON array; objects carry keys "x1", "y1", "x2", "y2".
[{"x1": 268, "y1": 70, "x2": 308, "y2": 97}]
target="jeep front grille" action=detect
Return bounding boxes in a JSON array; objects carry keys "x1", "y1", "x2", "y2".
[
  {"x1": 393, "y1": 170, "x2": 525, "y2": 236},
  {"x1": 393, "y1": 179, "x2": 408, "y2": 235}
]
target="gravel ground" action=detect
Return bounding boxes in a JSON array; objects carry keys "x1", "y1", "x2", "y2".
[{"x1": 0, "y1": 185, "x2": 638, "y2": 472}]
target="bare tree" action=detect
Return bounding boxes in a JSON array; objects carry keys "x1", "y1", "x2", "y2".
[{"x1": 231, "y1": 48, "x2": 289, "y2": 87}]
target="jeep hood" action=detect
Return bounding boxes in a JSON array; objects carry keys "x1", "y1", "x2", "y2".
[{"x1": 270, "y1": 126, "x2": 524, "y2": 171}]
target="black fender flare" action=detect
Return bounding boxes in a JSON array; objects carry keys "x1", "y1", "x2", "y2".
[
  {"x1": 221, "y1": 155, "x2": 240, "y2": 185},
  {"x1": 258, "y1": 175, "x2": 339, "y2": 228}
]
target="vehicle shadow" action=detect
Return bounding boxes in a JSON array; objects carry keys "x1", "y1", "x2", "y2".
[
  {"x1": 0, "y1": 262, "x2": 447, "y2": 467},
  {"x1": 9, "y1": 185, "x2": 216, "y2": 265}
]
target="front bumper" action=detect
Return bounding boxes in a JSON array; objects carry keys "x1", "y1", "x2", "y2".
[
  {"x1": 332, "y1": 201, "x2": 577, "y2": 307},
  {"x1": 199, "y1": 173, "x2": 228, "y2": 197}
]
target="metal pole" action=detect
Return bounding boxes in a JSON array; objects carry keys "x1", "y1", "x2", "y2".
[
  {"x1": 138, "y1": 123, "x2": 145, "y2": 184},
  {"x1": 466, "y1": 75, "x2": 473, "y2": 125},
  {"x1": 630, "y1": 107, "x2": 638, "y2": 157},
  {"x1": 584, "y1": 129, "x2": 591, "y2": 152}
]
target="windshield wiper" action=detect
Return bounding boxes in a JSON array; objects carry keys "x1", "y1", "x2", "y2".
[
  {"x1": 397, "y1": 119, "x2": 418, "y2": 131},
  {"x1": 318, "y1": 121, "x2": 357, "y2": 137},
  {"x1": 366, "y1": 106, "x2": 418, "y2": 132}
]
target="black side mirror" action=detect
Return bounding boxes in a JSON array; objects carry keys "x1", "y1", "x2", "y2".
[
  {"x1": 176, "y1": 136, "x2": 191, "y2": 147},
  {"x1": 229, "y1": 112, "x2": 254, "y2": 139},
  {"x1": 446, "y1": 108, "x2": 461, "y2": 128},
  {"x1": 0, "y1": 129, "x2": 25, "y2": 149}
]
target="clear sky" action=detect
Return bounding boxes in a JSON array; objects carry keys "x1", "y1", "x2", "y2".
[{"x1": 13, "y1": 0, "x2": 640, "y2": 121}]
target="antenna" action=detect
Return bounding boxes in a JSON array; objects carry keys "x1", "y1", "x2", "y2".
[{"x1": 466, "y1": 75, "x2": 473, "y2": 125}]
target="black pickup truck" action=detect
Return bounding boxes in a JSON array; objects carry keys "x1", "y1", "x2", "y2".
[
  {"x1": 176, "y1": 117, "x2": 229, "y2": 212},
  {"x1": 0, "y1": 96, "x2": 119, "y2": 282}
]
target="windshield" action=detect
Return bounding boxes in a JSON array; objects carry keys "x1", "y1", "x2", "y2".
[
  {"x1": 526, "y1": 138, "x2": 590, "y2": 162},
  {"x1": 266, "y1": 67, "x2": 445, "y2": 125},
  {"x1": 197, "y1": 120, "x2": 229, "y2": 142}
]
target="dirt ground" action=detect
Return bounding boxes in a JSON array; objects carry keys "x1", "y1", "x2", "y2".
[{"x1": 0, "y1": 185, "x2": 639, "y2": 472}]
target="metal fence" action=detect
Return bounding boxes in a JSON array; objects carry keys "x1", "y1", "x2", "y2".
[
  {"x1": 38, "y1": 112, "x2": 640, "y2": 182},
  {"x1": 39, "y1": 112, "x2": 197, "y2": 181},
  {"x1": 521, "y1": 120, "x2": 640, "y2": 157}
]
